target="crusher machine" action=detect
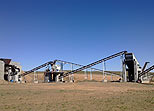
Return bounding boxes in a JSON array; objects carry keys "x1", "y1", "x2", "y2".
[
  {"x1": 0, "y1": 58, "x2": 21, "y2": 82},
  {"x1": 59, "y1": 51, "x2": 154, "y2": 83},
  {"x1": 2, "y1": 51, "x2": 153, "y2": 83}
]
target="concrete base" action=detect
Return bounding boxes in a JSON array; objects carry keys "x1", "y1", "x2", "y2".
[
  {"x1": 34, "y1": 81, "x2": 39, "y2": 83},
  {"x1": 142, "y1": 80, "x2": 150, "y2": 83},
  {"x1": 102, "y1": 79, "x2": 108, "y2": 82}
]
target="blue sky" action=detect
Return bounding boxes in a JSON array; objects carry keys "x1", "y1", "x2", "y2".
[{"x1": 0, "y1": 0, "x2": 154, "y2": 71}]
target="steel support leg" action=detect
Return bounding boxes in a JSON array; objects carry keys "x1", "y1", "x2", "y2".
[
  {"x1": 85, "y1": 69, "x2": 87, "y2": 79},
  {"x1": 72, "y1": 64, "x2": 74, "y2": 82},
  {"x1": 104, "y1": 61, "x2": 106, "y2": 81},
  {"x1": 90, "y1": 68, "x2": 92, "y2": 80},
  {"x1": 103, "y1": 61, "x2": 107, "y2": 82},
  {"x1": 121, "y1": 55, "x2": 127, "y2": 82},
  {"x1": 34, "y1": 71, "x2": 38, "y2": 83},
  {"x1": 102, "y1": 61, "x2": 104, "y2": 82},
  {"x1": 34, "y1": 71, "x2": 35, "y2": 82},
  {"x1": 70, "y1": 64, "x2": 74, "y2": 82}
]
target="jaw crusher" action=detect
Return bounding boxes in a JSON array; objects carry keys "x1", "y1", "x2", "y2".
[{"x1": 0, "y1": 58, "x2": 21, "y2": 82}]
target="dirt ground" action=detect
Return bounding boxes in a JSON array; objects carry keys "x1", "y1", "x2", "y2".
[
  {"x1": 0, "y1": 78, "x2": 154, "y2": 111},
  {"x1": 23, "y1": 72, "x2": 121, "y2": 83}
]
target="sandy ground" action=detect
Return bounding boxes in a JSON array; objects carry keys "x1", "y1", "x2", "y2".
[
  {"x1": 0, "y1": 78, "x2": 154, "y2": 111},
  {"x1": 23, "y1": 72, "x2": 121, "y2": 83}
]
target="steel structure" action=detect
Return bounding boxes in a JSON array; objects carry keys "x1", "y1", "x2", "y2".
[
  {"x1": 60, "y1": 51, "x2": 127, "y2": 79},
  {"x1": 142, "y1": 62, "x2": 150, "y2": 72},
  {"x1": 0, "y1": 58, "x2": 21, "y2": 82},
  {"x1": 21, "y1": 61, "x2": 55, "y2": 76},
  {"x1": 4, "y1": 50, "x2": 153, "y2": 83},
  {"x1": 138, "y1": 65, "x2": 154, "y2": 77},
  {"x1": 55, "y1": 59, "x2": 121, "y2": 77},
  {"x1": 124, "y1": 53, "x2": 142, "y2": 82}
]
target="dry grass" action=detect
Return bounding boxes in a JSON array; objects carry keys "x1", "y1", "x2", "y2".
[{"x1": 0, "y1": 80, "x2": 154, "y2": 111}]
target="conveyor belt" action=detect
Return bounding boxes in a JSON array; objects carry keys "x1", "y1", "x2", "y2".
[
  {"x1": 139, "y1": 65, "x2": 154, "y2": 77},
  {"x1": 61, "y1": 51, "x2": 127, "y2": 78},
  {"x1": 21, "y1": 61, "x2": 54, "y2": 76},
  {"x1": 55, "y1": 59, "x2": 121, "y2": 77}
]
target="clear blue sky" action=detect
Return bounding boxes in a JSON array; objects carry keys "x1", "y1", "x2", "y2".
[{"x1": 0, "y1": 0, "x2": 154, "y2": 71}]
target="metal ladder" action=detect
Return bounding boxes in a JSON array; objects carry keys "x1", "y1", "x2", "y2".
[{"x1": 61, "y1": 51, "x2": 127, "y2": 78}]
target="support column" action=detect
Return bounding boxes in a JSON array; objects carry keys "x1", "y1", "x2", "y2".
[
  {"x1": 104, "y1": 61, "x2": 107, "y2": 82},
  {"x1": 71, "y1": 64, "x2": 74, "y2": 82},
  {"x1": 34, "y1": 71, "x2": 38, "y2": 83},
  {"x1": 84, "y1": 69, "x2": 87, "y2": 79},
  {"x1": 59, "y1": 62, "x2": 64, "y2": 82},
  {"x1": 90, "y1": 68, "x2": 93, "y2": 80},
  {"x1": 34, "y1": 71, "x2": 35, "y2": 82},
  {"x1": 111, "y1": 74, "x2": 113, "y2": 81},
  {"x1": 69, "y1": 64, "x2": 74, "y2": 82},
  {"x1": 134, "y1": 61, "x2": 137, "y2": 82},
  {"x1": 69, "y1": 64, "x2": 71, "y2": 81},
  {"x1": 102, "y1": 61, "x2": 104, "y2": 82},
  {"x1": 121, "y1": 55, "x2": 127, "y2": 82}
]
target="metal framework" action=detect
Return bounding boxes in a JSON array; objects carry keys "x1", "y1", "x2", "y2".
[
  {"x1": 55, "y1": 59, "x2": 122, "y2": 77},
  {"x1": 138, "y1": 65, "x2": 154, "y2": 77},
  {"x1": 21, "y1": 61, "x2": 54, "y2": 76},
  {"x1": 60, "y1": 51, "x2": 127, "y2": 79},
  {"x1": 18, "y1": 50, "x2": 154, "y2": 83}
]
